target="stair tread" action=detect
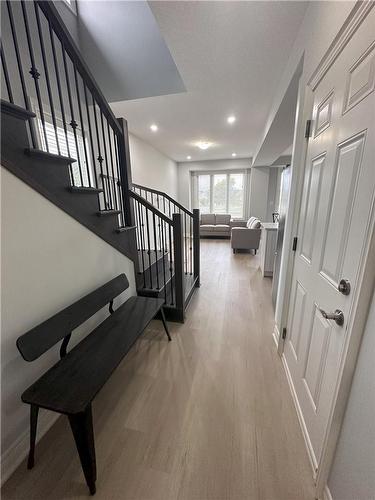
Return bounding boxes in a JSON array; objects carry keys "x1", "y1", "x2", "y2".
[
  {"x1": 138, "y1": 279, "x2": 173, "y2": 293},
  {"x1": 69, "y1": 186, "x2": 103, "y2": 194},
  {"x1": 138, "y1": 272, "x2": 194, "y2": 306},
  {"x1": 138, "y1": 249, "x2": 168, "y2": 271},
  {"x1": 1, "y1": 100, "x2": 36, "y2": 121},
  {"x1": 97, "y1": 209, "x2": 121, "y2": 217},
  {"x1": 116, "y1": 226, "x2": 136, "y2": 233},
  {"x1": 25, "y1": 149, "x2": 76, "y2": 164},
  {"x1": 1, "y1": 102, "x2": 140, "y2": 264},
  {"x1": 138, "y1": 252, "x2": 174, "y2": 292}
]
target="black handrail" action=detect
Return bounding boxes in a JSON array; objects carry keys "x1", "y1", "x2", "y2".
[
  {"x1": 130, "y1": 190, "x2": 185, "y2": 313},
  {"x1": 1, "y1": 0, "x2": 129, "y2": 225},
  {"x1": 35, "y1": 0, "x2": 122, "y2": 136},
  {"x1": 132, "y1": 183, "x2": 193, "y2": 217},
  {"x1": 130, "y1": 191, "x2": 173, "y2": 225},
  {"x1": 131, "y1": 186, "x2": 200, "y2": 314},
  {"x1": 1, "y1": 0, "x2": 199, "y2": 319}
]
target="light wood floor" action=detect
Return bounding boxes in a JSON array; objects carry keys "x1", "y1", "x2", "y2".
[{"x1": 2, "y1": 240, "x2": 315, "y2": 500}]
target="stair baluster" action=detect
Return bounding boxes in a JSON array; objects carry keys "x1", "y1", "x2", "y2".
[
  {"x1": 131, "y1": 183, "x2": 200, "y2": 309},
  {"x1": 1, "y1": 0, "x2": 198, "y2": 322}
]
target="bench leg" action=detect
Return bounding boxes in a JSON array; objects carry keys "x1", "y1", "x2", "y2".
[
  {"x1": 68, "y1": 405, "x2": 97, "y2": 495},
  {"x1": 27, "y1": 404, "x2": 39, "y2": 469},
  {"x1": 160, "y1": 307, "x2": 171, "y2": 341}
]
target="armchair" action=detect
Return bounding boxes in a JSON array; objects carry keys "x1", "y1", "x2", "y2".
[{"x1": 231, "y1": 217, "x2": 261, "y2": 254}]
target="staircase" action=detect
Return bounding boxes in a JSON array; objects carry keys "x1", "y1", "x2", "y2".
[
  {"x1": 130, "y1": 185, "x2": 200, "y2": 322},
  {"x1": 1, "y1": 0, "x2": 199, "y2": 323}
]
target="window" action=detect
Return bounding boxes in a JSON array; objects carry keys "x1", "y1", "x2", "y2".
[
  {"x1": 228, "y1": 173, "x2": 244, "y2": 218},
  {"x1": 213, "y1": 174, "x2": 227, "y2": 214},
  {"x1": 31, "y1": 98, "x2": 93, "y2": 187},
  {"x1": 194, "y1": 171, "x2": 246, "y2": 218},
  {"x1": 198, "y1": 175, "x2": 210, "y2": 214},
  {"x1": 62, "y1": 0, "x2": 77, "y2": 15},
  {"x1": 37, "y1": 119, "x2": 92, "y2": 186}
]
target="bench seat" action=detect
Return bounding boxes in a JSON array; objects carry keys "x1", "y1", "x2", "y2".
[
  {"x1": 22, "y1": 296, "x2": 165, "y2": 415},
  {"x1": 16, "y1": 274, "x2": 171, "y2": 494}
]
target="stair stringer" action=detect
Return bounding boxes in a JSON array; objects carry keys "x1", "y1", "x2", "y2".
[{"x1": 1, "y1": 104, "x2": 137, "y2": 262}]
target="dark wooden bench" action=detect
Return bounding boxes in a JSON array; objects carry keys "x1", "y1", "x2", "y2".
[{"x1": 16, "y1": 274, "x2": 171, "y2": 495}]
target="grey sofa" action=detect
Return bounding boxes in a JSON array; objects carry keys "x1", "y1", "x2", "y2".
[
  {"x1": 231, "y1": 217, "x2": 261, "y2": 253},
  {"x1": 200, "y1": 213, "x2": 232, "y2": 237}
]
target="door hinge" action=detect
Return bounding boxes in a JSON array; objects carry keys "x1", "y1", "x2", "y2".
[
  {"x1": 282, "y1": 327, "x2": 287, "y2": 340},
  {"x1": 305, "y1": 119, "x2": 313, "y2": 138},
  {"x1": 292, "y1": 236, "x2": 298, "y2": 251}
]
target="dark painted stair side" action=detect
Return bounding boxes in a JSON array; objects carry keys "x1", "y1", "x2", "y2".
[
  {"x1": 0, "y1": 101, "x2": 36, "y2": 121},
  {"x1": 70, "y1": 186, "x2": 103, "y2": 194},
  {"x1": 25, "y1": 148, "x2": 76, "y2": 164},
  {"x1": 116, "y1": 226, "x2": 136, "y2": 233},
  {"x1": 97, "y1": 210, "x2": 121, "y2": 217},
  {"x1": 1, "y1": 104, "x2": 137, "y2": 262},
  {"x1": 137, "y1": 251, "x2": 173, "y2": 298}
]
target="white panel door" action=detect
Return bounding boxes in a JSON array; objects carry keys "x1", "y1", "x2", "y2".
[{"x1": 284, "y1": 10, "x2": 375, "y2": 471}]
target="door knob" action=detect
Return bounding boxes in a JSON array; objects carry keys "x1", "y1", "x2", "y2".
[
  {"x1": 338, "y1": 279, "x2": 351, "y2": 295},
  {"x1": 319, "y1": 308, "x2": 344, "y2": 326}
]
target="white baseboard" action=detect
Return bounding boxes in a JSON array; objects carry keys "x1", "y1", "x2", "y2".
[
  {"x1": 281, "y1": 353, "x2": 318, "y2": 474},
  {"x1": 1, "y1": 409, "x2": 59, "y2": 486},
  {"x1": 323, "y1": 484, "x2": 333, "y2": 500}
]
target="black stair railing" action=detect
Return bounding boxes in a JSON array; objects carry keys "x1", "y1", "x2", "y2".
[
  {"x1": 130, "y1": 191, "x2": 182, "y2": 316},
  {"x1": 130, "y1": 190, "x2": 199, "y2": 320},
  {"x1": 0, "y1": 0, "x2": 130, "y2": 228},
  {"x1": 1, "y1": 0, "x2": 198, "y2": 320},
  {"x1": 132, "y1": 183, "x2": 200, "y2": 293}
]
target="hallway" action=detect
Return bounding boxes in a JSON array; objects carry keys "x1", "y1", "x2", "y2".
[{"x1": 2, "y1": 240, "x2": 315, "y2": 500}]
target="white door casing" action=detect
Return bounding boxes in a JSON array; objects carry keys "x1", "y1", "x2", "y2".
[{"x1": 283, "y1": 6, "x2": 375, "y2": 475}]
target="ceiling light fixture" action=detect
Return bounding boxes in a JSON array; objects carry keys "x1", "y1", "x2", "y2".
[
  {"x1": 196, "y1": 141, "x2": 212, "y2": 150},
  {"x1": 150, "y1": 124, "x2": 158, "y2": 132},
  {"x1": 227, "y1": 115, "x2": 236, "y2": 124},
  {"x1": 232, "y1": 152, "x2": 237, "y2": 157},
  {"x1": 187, "y1": 155, "x2": 192, "y2": 160}
]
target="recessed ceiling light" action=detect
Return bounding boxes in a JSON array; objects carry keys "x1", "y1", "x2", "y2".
[
  {"x1": 227, "y1": 115, "x2": 236, "y2": 124},
  {"x1": 150, "y1": 124, "x2": 158, "y2": 132},
  {"x1": 187, "y1": 155, "x2": 192, "y2": 160},
  {"x1": 232, "y1": 152, "x2": 237, "y2": 157},
  {"x1": 196, "y1": 141, "x2": 212, "y2": 150}
]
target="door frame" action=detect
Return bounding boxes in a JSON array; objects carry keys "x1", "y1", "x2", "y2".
[{"x1": 276, "y1": 2, "x2": 375, "y2": 498}]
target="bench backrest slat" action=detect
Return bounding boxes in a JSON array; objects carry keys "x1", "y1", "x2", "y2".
[{"x1": 16, "y1": 274, "x2": 129, "y2": 361}]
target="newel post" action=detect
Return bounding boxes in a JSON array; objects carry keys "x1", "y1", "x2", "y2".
[
  {"x1": 117, "y1": 117, "x2": 138, "y2": 271},
  {"x1": 193, "y1": 209, "x2": 200, "y2": 287},
  {"x1": 173, "y1": 213, "x2": 185, "y2": 322},
  {"x1": 117, "y1": 117, "x2": 135, "y2": 227}
]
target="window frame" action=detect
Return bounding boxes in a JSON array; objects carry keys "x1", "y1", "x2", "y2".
[
  {"x1": 29, "y1": 97, "x2": 94, "y2": 187},
  {"x1": 61, "y1": 0, "x2": 78, "y2": 16},
  {"x1": 192, "y1": 169, "x2": 247, "y2": 218}
]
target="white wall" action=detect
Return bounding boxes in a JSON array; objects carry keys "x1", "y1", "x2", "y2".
[
  {"x1": 129, "y1": 133, "x2": 178, "y2": 198},
  {"x1": 248, "y1": 167, "x2": 269, "y2": 221},
  {"x1": 265, "y1": 168, "x2": 283, "y2": 222},
  {"x1": 328, "y1": 291, "x2": 375, "y2": 500},
  {"x1": 177, "y1": 158, "x2": 252, "y2": 210},
  {"x1": 0, "y1": 167, "x2": 136, "y2": 483}
]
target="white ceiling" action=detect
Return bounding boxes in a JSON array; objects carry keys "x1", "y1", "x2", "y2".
[{"x1": 110, "y1": 1, "x2": 308, "y2": 162}]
